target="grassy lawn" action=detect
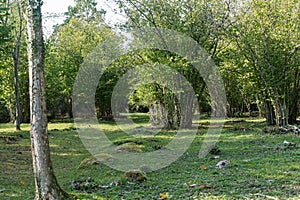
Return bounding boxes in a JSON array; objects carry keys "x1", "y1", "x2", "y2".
[{"x1": 0, "y1": 115, "x2": 299, "y2": 199}]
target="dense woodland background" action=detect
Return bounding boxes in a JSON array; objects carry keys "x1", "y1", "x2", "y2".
[
  {"x1": 0, "y1": 0, "x2": 299, "y2": 127},
  {"x1": 0, "y1": 0, "x2": 299, "y2": 199}
]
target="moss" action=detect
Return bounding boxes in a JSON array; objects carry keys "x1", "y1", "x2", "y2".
[
  {"x1": 122, "y1": 170, "x2": 147, "y2": 182},
  {"x1": 78, "y1": 154, "x2": 114, "y2": 169},
  {"x1": 115, "y1": 142, "x2": 143, "y2": 153}
]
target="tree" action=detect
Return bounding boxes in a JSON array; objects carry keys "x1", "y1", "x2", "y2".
[
  {"x1": 45, "y1": 0, "x2": 111, "y2": 119},
  {"x1": 26, "y1": 0, "x2": 69, "y2": 198},
  {"x1": 114, "y1": 0, "x2": 234, "y2": 128},
  {"x1": 0, "y1": 0, "x2": 30, "y2": 124},
  {"x1": 64, "y1": 0, "x2": 106, "y2": 23},
  {"x1": 118, "y1": 0, "x2": 235, "y2": 58},
  {"x1": 127, "y1": 50, "x2": 199, "y2": 129},
  {"x1": 12, "y1": 0, "x2": 22, "y2": 130},
  {"x1": 0, "y1": 0, "x2": 12, "y2": 122},
  {"x1": 230, "y1": 0, "x2": 300, "y2": 125}
]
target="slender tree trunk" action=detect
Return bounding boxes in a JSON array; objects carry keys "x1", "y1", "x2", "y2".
[
  {"x1": 13, "y1": 0, "x2": 22, "y2": 131},
  {"x1": 8, "y1": 104, "x2": 14, "y2": 122},
  {"x1": 255, "y1": 94, "x2": 263, "y2": 118},
  {"x1": 273, "y1": 97, "x2": 288, "y2": 126},
  {"x1": 26, "y1": 0, "x2": 69, "y2": 199}
]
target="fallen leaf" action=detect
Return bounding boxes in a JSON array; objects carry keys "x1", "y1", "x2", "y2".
[
  {"x1": 201, "y1": 165, "x2": 207, "y2": 170},
  {"x1": 19, "y1": 181, "x2": 25, "y2": 186},
  {"x1": 160, "y1": 192, "x2": 169, "y2": 199},
  {"x1": 184, "y1": 181, "x2": 192, "y2": 186}
]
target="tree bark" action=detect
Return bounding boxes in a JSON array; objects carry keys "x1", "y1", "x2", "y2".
[
  {"x1": 255, "y1": 94, "x2": 263, "y2": 118},
  {"x1": 13, "y1": 0, "x2": 22, "y2": 131},
  {"x1": 289, "y1": 97, "x2": 299, "y2": 124},
  {"x1": 288, "y1": 69, "x2": 300, "y2": 124},
  {"x1": 264, "y1": 99, "x2": 276, "y2": 125},
  {"x1": 180, "y1": 91, "x2": 194, "y2": 129},
  {"x1": 273, "y1": 96, "x2": 288, "y2": 126},
  {"x1": 26, "y1": 0, "x2": 69, "y2": 199}
]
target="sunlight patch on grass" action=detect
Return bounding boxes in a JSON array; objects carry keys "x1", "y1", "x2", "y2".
[
  {"x1": 0, "y1": 123, "x2": 30, "y2": 132},
  {"x1": 48, "y1": 122, "x2": 75, "y2": 130}
]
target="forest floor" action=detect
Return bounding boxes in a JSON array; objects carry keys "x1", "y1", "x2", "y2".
[{"x1": 0, "y1": 114, "x2": 299, "y2": 199}]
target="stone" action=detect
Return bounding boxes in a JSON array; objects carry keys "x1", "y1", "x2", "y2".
[
  {"x1": 78, "y1": 154, "x2": 114, "y2": 169},
  {"x1": 216, "y1": 160, "x2": 230, "y2": 169},
  {"x1": 122, "y1": 170, "x2": 147, "y2": 182}
]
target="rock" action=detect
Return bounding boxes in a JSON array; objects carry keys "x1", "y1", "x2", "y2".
[
  {"x1": 216, "y1": 160, "x2": 230, "y2": 169},
  {"x1": 78, "y1": 154, "x2": 114, "y2": 169},
  {"x1": 283, "y1": 140, "x2": 295, "y2": 145},
  {"x1": 265, "y1": 125, "x2": 300, "y2": 135},
  {"x1": 287, "y1": 125, "x2": 300, "y2": 134},
  {"x1": 281, "y1": 140, "x2": 297, "y2": 150},
  {"x1": 115, "y1": 142, "x2": 143, "y2": 153},
  {"x1": 122, "y1": 170, "x2": 147, "y2": 182},
  {"x1": 70, "y1": 177, "x2": 99, "y2": 192},
  {"x1": 210, "y1": 155, "x2": 220, "y2": 160}
]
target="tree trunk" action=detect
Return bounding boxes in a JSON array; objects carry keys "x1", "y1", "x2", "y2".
[
  {"x1": 255, "y1": 94, "x2": 263, "y2": 118},
  {"x1": 264, "y1": 99, "x2": 276, "y2": 125},
  {"x1": 289, "y1": 97, "x2": 299, "y2": 124},
  {"x1": 272, "y1": 97, "x2": 288, "y2": 126},
  {"x1": 13, "y1": 0, "x2": 22, "y2": 131},
  {"x1": 288, "y1": 70, "x2": 300, "y2": 124},
  {"x1": 180, "y1": 91, "x2": 194, "y2": 129},
  {"x1": 26, "y1": 0, "x2": 69, "y2": 199},
  {"x1": 8, "y1": 104, "x2": 14, "y2": 123}
]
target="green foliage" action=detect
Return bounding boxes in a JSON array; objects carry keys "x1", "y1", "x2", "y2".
[
  {"x1": 96, "y1": 48, "x2": 204, "y2": 128},
  {"x1": 0, "y1": 102, "x2": 9, "y2": 122},
  {"x1": 0, "y1": 0, "x2": 29, "y2": 123},
  {"x1": 0, "y1": 0, "x2": 12, "y2": 56},
  {"x1": 119, "y1": 0, "x2": 233, "y2": 57},
  {"x1": 112, "y1": 0, "x2": 236, "y2": 127},
  {"x1": 0, "y1": 0, "x2": 11, "y2": 63},
  {"x1": 64, "y1": 0, "x2": 106, "y2": 23},
  {"x1": 0, "y1": 0, "x2": 298, "y2": 125},
  {"x1": 228, "y1": 0, "x2": 300, "y2": 124},
  {"x1": 117, "y1": 0, "x2": 300, "y2": 124},
  {"x1": 45, "y1": 0, "x2": 113, "y2": 119}
]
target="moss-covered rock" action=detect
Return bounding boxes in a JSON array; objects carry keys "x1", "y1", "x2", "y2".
[
  {"x1": 122, "y1": 170, "x2": 147, "y2": 182},
  {"x1": 115, "y1": 142, "x2": 143, "y2": 153},
  {"x1": 78, "y1": 154, "x2": 114, "y2": 169}
]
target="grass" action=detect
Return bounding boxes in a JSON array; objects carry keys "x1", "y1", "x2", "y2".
[{"x1": 0, "y1": 115, "x2": 299, "y2": 199}]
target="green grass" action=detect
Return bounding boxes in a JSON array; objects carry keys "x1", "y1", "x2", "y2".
[{"x1": 0, "y1": 116, "x2": 299, "y2": 199}]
